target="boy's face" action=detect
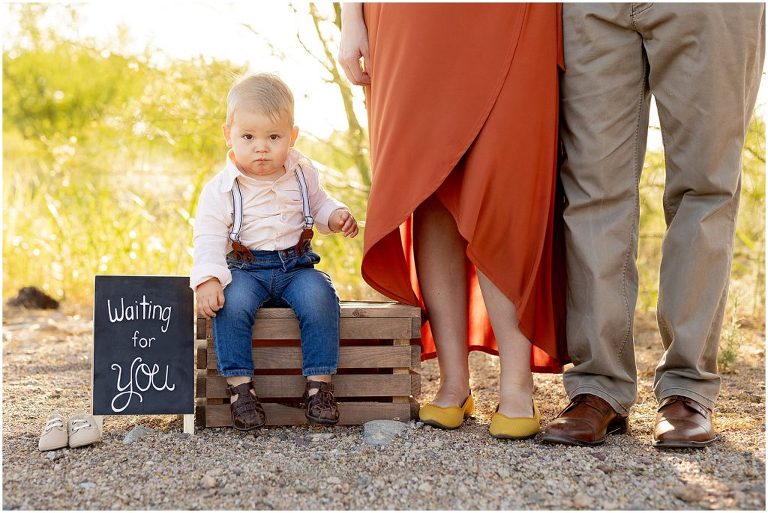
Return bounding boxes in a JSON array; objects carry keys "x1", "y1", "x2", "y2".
[{"x1": 223, "y1": 108, "x2": 298, "y2": 178}]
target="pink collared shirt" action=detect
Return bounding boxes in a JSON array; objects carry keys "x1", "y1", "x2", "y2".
[{"x1": 190, "y1": 148, "x2": 347, "y2": 290}]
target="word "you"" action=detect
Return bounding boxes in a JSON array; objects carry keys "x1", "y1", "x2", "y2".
[{"x1": 110, "y1": 357, "x2": 176, "y2": 413}]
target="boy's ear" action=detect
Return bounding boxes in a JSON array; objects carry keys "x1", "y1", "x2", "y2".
[
  {"x1": 222, "y1": 123, "x2": 232, "y2": 147},
  {"x1": 290, "y1": 126, "x2": 299, "y2": 147}
]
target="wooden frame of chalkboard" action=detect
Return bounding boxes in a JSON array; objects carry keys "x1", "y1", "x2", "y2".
[{"x1": 92, "y1": 275, "x2": 195, "y2": 434}]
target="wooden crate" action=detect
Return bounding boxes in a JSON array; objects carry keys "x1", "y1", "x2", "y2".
[{"x1": 196, "y1": 301, "x2": 422, "y2": 427}]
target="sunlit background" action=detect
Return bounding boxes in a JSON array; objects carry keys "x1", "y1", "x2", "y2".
[{"x1": 3, "y1": 2, "x2": 765, "y2": 361}]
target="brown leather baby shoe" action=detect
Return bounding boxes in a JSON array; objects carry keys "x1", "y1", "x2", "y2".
[
  {"x1": 226, "y1": 381, "x2": 266, "y2": 431},
  {"x1": 654, "y1": 395, "x2": 716, "y2": 448},
  {"x1": 303, "y1": 380, "x2": 340, "y2": 426}
]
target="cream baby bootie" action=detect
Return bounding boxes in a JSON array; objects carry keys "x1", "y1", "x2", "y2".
[
  {"x1": 68, "y1": 412, "x2": 101, "y2": 448},
  {"x1": 39, "y1": 412, "x2": 67, "y2": 451}
]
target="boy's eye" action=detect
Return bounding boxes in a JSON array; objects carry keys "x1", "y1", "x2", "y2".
[
  {"x1": 243, "y1": 134, "x2": 253, "y2": 140},
  {"x1": 269, "y1": 134, "x2": 280, "y2": 140}
]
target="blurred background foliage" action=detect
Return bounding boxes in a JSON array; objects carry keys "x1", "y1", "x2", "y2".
[{"x1": 3, "y1": 3, "x2": 765, "y2": 339}]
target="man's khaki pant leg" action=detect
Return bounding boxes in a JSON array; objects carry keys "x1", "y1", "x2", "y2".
[
  {"x1": 560, "y1": 4, "x2": 650, "y2": 415},
  {"x1": 636, "y1": 4, "x2": 765, "y2": 409}
]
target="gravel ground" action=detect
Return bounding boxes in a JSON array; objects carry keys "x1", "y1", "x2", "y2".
[{"x1": 3, "y1": 306, "x2": 765, "y2": 510}]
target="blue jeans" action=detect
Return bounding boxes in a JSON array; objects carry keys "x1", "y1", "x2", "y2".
[{"x1": 213, "y1": 246, "x2": 340, "y2": 377}]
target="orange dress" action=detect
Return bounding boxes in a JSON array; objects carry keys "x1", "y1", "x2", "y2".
[{"x1": 361, "y1": 3, "x2": 569, "y2": 372}]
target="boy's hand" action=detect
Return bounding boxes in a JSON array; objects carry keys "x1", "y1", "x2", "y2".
[
  {"x1": 196, "y1": 278, "x2": 225, "y2": 319},
  {"x1": 329, "y1": 208, "x2": 359, "y2": 238}
]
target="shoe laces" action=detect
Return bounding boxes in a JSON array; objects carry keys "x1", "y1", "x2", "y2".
[
  {"x1": 568, "y1": 394, "x2": 610, "y2": 416},
  {"x1": 70, "y1": 418, "x2": 92, "y2": 433},
  {"x1": 661, "y1": 395, "x2": 710, "y2": 417},
  {"x1": 44, "y1": 417, "x2": 64, "y2": 432}
]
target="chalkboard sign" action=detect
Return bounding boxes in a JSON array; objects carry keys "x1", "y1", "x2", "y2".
[{"x1": 93, "y1": 275, "x2": 194, "y2": 415}]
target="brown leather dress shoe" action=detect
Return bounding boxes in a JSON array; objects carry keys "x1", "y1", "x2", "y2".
[
  {"x1": 541, "y1": 394, "x2": 629, "y2": 446},
  {"x1": 654, "y1": 395, "x2": 716, "y2": 448}
]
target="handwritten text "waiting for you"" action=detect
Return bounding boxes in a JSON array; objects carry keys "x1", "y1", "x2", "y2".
[{"x1": 106, "y1": 295, "x2": 177, "y2": 413}]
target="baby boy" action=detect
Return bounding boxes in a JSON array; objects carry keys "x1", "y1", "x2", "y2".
[{"x1": 191, "y1": 73, "x2": 358, "y2": 430}]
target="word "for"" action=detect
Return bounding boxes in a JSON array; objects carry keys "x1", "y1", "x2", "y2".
[
  {"x1": 110, "y1": 357, "x2": 176, "y2": 413},
  {"x1": 133, "y1": 330, "x2": 154, "y2": 348}
]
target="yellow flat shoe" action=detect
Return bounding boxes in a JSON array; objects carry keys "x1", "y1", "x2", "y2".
[
  {"x1": 489, "y1": 402, "x2": 541, "y2": 440},
  {"x1": 419, "y1": 394, "x2": 475, "y2": 430}
]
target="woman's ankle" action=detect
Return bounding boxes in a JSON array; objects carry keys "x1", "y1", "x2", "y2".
[
  {"x1": 431, "y1": 381, "x2": 471, "y2": 407},
  {"x1": 498, "y1": 382, "x2": 535, "y2": 417}
]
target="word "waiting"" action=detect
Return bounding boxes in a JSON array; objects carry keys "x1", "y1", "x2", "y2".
[{"x1": 107, "y1": 295, "x2": 172, "y2": 333}]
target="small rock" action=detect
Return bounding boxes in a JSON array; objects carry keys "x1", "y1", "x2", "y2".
[
  {"x1": 44, "y1": 452, "x2": 60, "y2": 461},
  {"x1": 573, "y1": 492, "x2": 592, "y2": 508},
  {"x1": 306, "y1": 433, "x2": 334, "y2": 442},
  {"x1": 53, "y1": 464, "x2": 62, "y2": 472},
  {"x1": 220, "y1": 487, "x2": 238, "y2": 496},
  {"x1": 123, "y1": 425, "x2": 155, "y2": 444},
  {"x1": 496, "y1": 468, "x2": 510, "y2": 479},
  {"x1": 79, "y1": 482, "x2": 96, "y2": 490},
  {"x1": 673, "y1": 484, "x2": 706, "y2": 503},
  {"x1": 596, "y1": 463, "x2": 614, "y2": 473},
  {"x1": 591, "y1": 451, "x2": 607, "y2": 461},
  {"x1": 733, "y1": 491, "x2": 746, "y2": 505},
  {"x1": 363, "y1": 420, "x2": 407, "y2": 447},
  {"x1": 418, "y1": 482, "x2": 433, "y2": 493},
  {"x1": 7, "y1": 286, "x2": 59, "y2": 309},
  {"x1": 327, "y1": 476, "x2": 341, "y2": 485},
  {"x1": 201, "y1": 473, "x2": 217, "y2": 489}
]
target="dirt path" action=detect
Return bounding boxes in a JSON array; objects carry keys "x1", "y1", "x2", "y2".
[{"x1": 2, "y1": 306, "x2": 765, "y2": 509}]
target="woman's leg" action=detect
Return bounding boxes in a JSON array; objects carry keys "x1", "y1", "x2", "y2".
[
  {"x1": 414, "y1": 194, "x2": 471, "y2": 407},
  {"x1": 477, "y1": 270, "x2": 534, "y2": 417}
]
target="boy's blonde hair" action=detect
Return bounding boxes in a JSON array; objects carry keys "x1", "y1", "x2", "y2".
[{"x1": 225, "y1": 73, "x2": 294, "y2": 126}]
